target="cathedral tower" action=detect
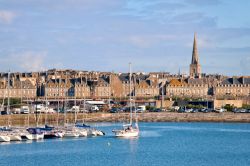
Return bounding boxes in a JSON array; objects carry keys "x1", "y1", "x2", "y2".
[{"x1": 190, "y1": 33, "x2": 201, "y2": 78}]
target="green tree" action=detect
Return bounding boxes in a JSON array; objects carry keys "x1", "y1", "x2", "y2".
[
  {"x1": 223, "y1": 104, "x2": 235, "y2": 112},
  {"x1": 242, "y1": 104, "x2": 250, "y2": 109}
]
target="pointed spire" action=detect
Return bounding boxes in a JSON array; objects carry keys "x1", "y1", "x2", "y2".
[{"x1": 191, "y1": 33, "x2": 199, "y2": 64}]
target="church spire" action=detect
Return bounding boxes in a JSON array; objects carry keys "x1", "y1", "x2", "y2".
[
  {"x1": 190, "y1": 33, "x2": 201, "y2": 78},
  {"x1": 191, "y1": 33, "x2": 199, "y2": 64}
]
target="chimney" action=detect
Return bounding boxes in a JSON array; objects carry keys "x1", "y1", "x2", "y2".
[
  {"x1": 12, "y1": 76, "x2": 15, "y2": 87},
  {"x1": 242, "y1": 77, "x2": 245, "y2": 84}
]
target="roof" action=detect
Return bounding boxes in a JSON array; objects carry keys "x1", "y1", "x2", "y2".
[
  {"x1": 220, "y1": 77, "x2": 250, "y2": 85},
  {"x1": 168, "y1": 79, "x2": 187, "y2": 86}
]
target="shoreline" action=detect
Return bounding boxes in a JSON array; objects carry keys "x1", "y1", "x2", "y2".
[{"x1": 1, "y1": 112, "x2": 250, "y2": 126}]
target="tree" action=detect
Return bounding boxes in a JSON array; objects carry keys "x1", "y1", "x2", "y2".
[{"x1": 223, "y1": 104, "x2": 235, "y2": 112}]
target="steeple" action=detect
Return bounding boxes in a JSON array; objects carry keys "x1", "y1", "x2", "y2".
[
  {"x1": 191, "y1": 33, "x2": 199, "y2": 64},
  {"x1": 190, "y1": 33, "x2": 201, "y2": 78}
]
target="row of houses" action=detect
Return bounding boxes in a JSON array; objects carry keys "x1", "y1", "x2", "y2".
[{"x1": 0, "y1": 70, "x2": 249, "y2": 100}]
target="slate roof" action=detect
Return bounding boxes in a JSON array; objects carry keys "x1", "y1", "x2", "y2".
[{"x1": 220, "y1": 77, "x2": 250, "y2": 85}]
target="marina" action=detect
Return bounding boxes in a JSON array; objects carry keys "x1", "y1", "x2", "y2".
[
  {"x1": 1, "y1": 122, "x2": 250, "y2": 166},
  {"x1": 0, "y1": 124, "x2": 105, "y2": 143}
]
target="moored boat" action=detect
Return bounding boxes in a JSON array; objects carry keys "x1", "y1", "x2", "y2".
[
  {"x1": 113, "y1": 124, "x2": 139, "y2": 137},
  {"x1": 78, "y1": 129, "x2": 88, "y2": 137},
  {"x1": 95, "y1": 130, "x2": 105, "y2": 136},
  {"x1": 27, "y1": 128, "x2": 44, "y2": 140},
  {"x1": 112, "y1": 63, "x2": 139, "y2": 138},
  {"x1": 8, "y1": 134, "x2": 22, "y2": 141},
  {"x1": 0, "y1": 135, "x2": 10, "y2": 142},
  {"x1": 44, "y1": 130, "x2": 64, "y2": 139},
  {"x1": 64, "y1": 131, "x2": 79, "y2": 138}
]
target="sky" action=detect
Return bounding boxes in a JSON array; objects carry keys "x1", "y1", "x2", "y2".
[{"x1": 0, "y1": 0, "x2": 250, "y2": 76}]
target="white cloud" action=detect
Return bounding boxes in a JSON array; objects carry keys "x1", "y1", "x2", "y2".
[
  {"x1": 0, "y1": 51, "x2": 47, "y2": 71},
  {"x1": 0, "y1": 10, "x2": 16, "y2": 24}
]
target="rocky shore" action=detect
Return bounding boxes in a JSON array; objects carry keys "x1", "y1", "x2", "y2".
[{"x1": 1, "y1": 112, "x2": 250, "y2": 126}]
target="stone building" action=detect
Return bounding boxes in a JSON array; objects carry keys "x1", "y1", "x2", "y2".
[
  {"x1": 74, "y1": 77, "x2": 91, "y2": 98},
  {"x1": 0, "y1": 33, "x2": 249, "y2": 102},
  {"x1": 214, "y1": 77, "x2": 250, "y2": 98},
  {"x1": 166, "y1": 78, "x2": 208, "y2": 98},
  {"x1": 0, "y1": 77, "x2": 36, "y2": 99},
  {"x1": 91, "y1": 76, "x2": 111, "y2": 98},
  {"x1": 134, "y1": 74, "x2": 159, "y2": 98},
  {"x1": 119, "y1": 73, "x2": 134, "y2": 98},
  {"x1": 45, "y1": 78, "x2": 73, "y2": 98}
]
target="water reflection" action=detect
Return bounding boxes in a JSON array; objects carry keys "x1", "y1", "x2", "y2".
[{"x1": 128, "y1": 137, "x2": 138, "y2": 165}]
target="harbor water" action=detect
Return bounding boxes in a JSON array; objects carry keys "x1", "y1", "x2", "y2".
[{"x1": 0, "y1": 122, "x2": 250, "y2": 166}]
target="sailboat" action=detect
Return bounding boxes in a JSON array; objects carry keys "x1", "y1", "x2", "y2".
[
  {"x1": 27, "y1": 74, "x2": 44, "y2": 140},
  {"x1": 3, "y1": 71, "x2": 22, "y2": 141},
  {"x1": 0, "y1": 134, "x2": 10, "y2": 142},
  {"x1": 75, "y1": 89, "x2": 104, "y2": 137},
  {"x1": 42, "y1": 72, "x2": 64, "y2": 139},
  {"x1": 64, "y1": 77, "x2": 80, "y2": 138},
  {"x1": 112, "y1": 63, "x2": 139, "y2": 137}
]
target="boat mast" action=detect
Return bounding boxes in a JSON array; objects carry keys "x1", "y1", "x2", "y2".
[
  {"x1": 133, "y1": 74, "x2": 138, "y2": 126},
  {"x1": 64, "y1": 72, "x2": 68, "y2": 126},
  {"x1": 27, "y1": 99, "x2": 30, "y2": 128},
  {"x1": 161, "y1": 71, "x2": 164, "y2": 110},
  {"x1": 7, "y1": 70, "x2": 10, "y2": 126},
  {"x1": 83, "y1": 92, "x2": 85, "y2": 123},
  {"x1": 108, "y1": 74, "x2": 111, "y2": 109},
  {"x1": 35, "y1": 73, "x2": 39, "y2": 127},
  {"x1": 129, "y1": 63, "x2": 132, "y2": 125},
  {"x1": 1, "y1": 77, "x2": 6, "y2": 114},
  {"x1": 45, "y1": 71, "x2": 48, "y2": 125},
  {"x1": 80, "y1": 76, "x2": 86, "y2": 123},
  {"x1": 21, "y1": 79, "x2": 23, "y2": 107},
  {"x1": 74, "y1": 76, "x2": 77, "y2": 124},
  {"x1": 35, "y1": 99, "x2": 38, "y2": 127},
  {"x1": 56, "y1": 71, "x2": 60, "y2": 128}
]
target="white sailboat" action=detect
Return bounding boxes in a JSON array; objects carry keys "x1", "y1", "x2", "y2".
[
  {"x1": 63, "y1": 125, "x2": 80, "y2": 138},
  {"x1": 64, "y1": 77, "x2": 80, "y2": 138},
  {"x1": 27, "y1": 74, "x2": 44, "y2": 140},
  {"x1": 64, "y1": 132, "x2": 80, "y2": 137},
  {"x1": 21, "y1": 100, "x2": 34, "y2": 140},
  {"x1": 20, "y1": 130, "x2": 33, "y2": 140},
  {"x1": 8, "y1": 132, "x2": 22, "y2": 141},
  {"x1": 0, "y1": 134, "x2": 10, "y2": 142},
  {"x1": 112, "y1": 63, "x2": 139, "y2": 137},
  {"x1": 4, "y1": 71, "x2": 22, "y2": 141}
]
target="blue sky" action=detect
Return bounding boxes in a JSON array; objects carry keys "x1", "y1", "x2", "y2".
[{"x1": 0, "y1": 0, "x2": 250, "y2": 75}]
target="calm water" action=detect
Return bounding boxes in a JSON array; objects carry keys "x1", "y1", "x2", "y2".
[{"x1": 1, "y1": 122, "x2": 250, "y2": 166}]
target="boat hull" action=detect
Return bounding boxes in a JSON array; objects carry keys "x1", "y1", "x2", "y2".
[
  {"x1": 113, "y1": 130, "x2": 139, "y2": 137},
  {"x1": 78, "y1": 130, "x2": 88, "y2": 137},
  {"x1": 44, "y1": 133, "x2": 57, "y2": 139},
  {"x1": 21, "y1": 134, "x2": 33, "y2": 140},
  {"x1": 64, "y1": 132, "x2": 79, "y2": 138},
  {"x1": 32, "y1": 134, "x2": 44, "y2": 140},
  {"x1": 87, "y1": 129, "x2": 98, "y2": 136},
  {"x1": 9, "y1": 135, "x2": 22, "y2": 141},
  {"x1": 0, "y1": 135, "x2": 10, "y2": 142},
  {"x1": 96, "y1": 130, "x2": 105, "y2": 136},
  {"x1": 55, "y1": 132, "x2": 64, "y2": 138}
]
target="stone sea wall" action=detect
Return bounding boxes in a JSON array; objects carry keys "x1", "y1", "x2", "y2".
[{"x1": 1, "y1": 112, "x2": 250, "y2": 126}]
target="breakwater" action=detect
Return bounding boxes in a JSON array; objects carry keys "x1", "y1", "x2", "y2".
[{"x1": 1, "y1": 112, "x2": 250, "y2": 126}]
